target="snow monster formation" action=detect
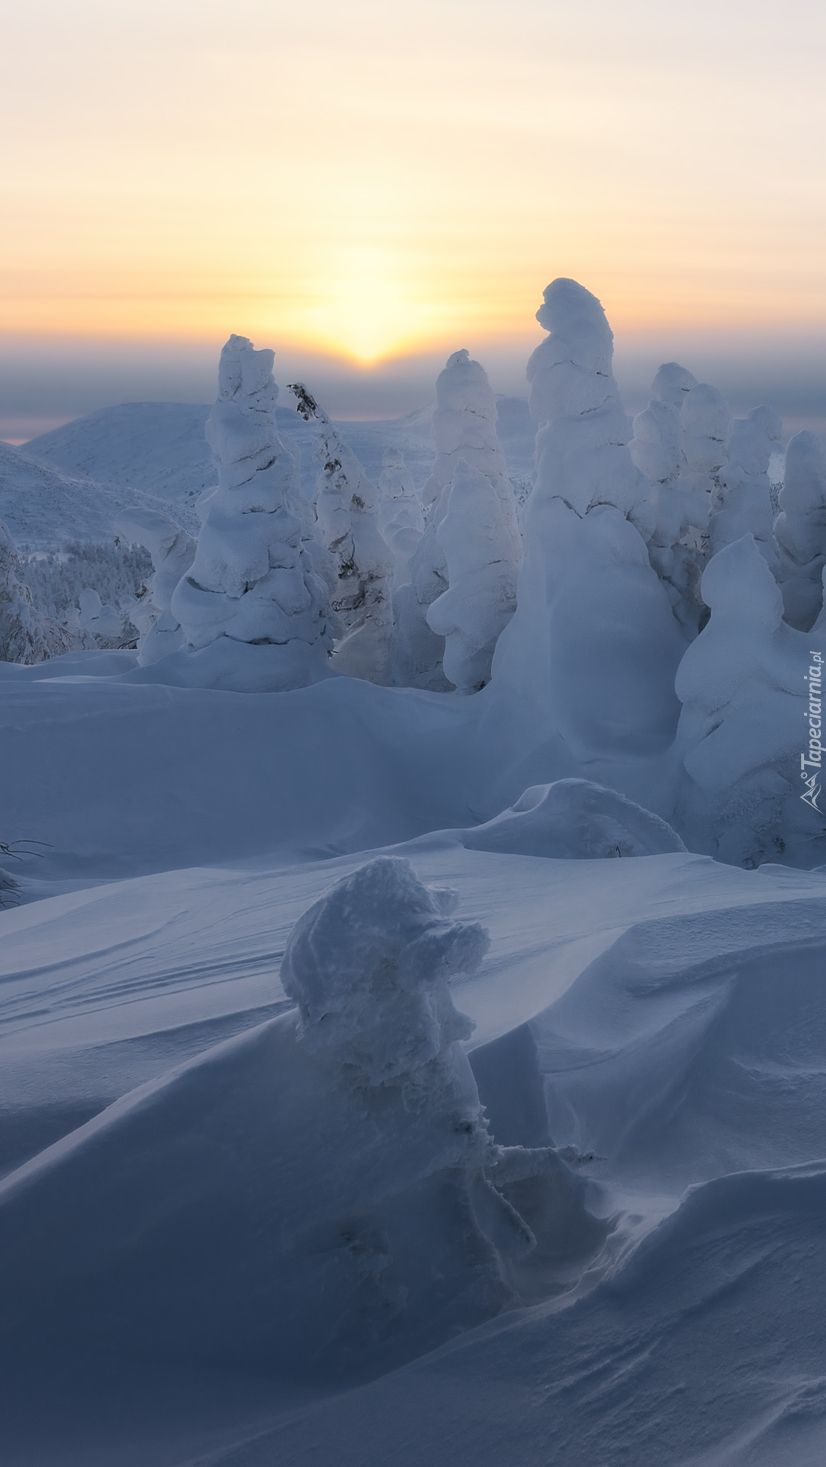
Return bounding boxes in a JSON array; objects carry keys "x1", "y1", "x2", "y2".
[
  {"x1": 775, "y1": 430, "x2": 826, "y2": 632},
  {"x1": 171, "y1": 337, "x2": 334, "y2": 690},
  {"x1": 708, "y1": 405, "x2": 782, "y2": 570},
  {"x1": 290, "y1": 383, "x2": 394, "y2": 684},
  {"x1": 630, "y1": 366, "x2": 708, "y2": 637},
  {"x1": 378, "y1": 447, "x2": 423, "y2": 587},
  {"x1": 393, "y1": 349, "x2": 521, "y2": 692},
  {"x1": 676, "y1": 535, "x2": 826, "y2": 868},
  {"x1": 115, "y1": 508, "x2": 195, "y2": 666},
  {"x1": 488, "y1": 278, "x2": 685, "y2": 768}
]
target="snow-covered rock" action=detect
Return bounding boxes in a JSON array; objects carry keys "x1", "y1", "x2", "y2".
[
  {"x1": 774, "y1": 430, "x2": 826, "y2": 631},
  {"x1": 291, "y1": 383, "x2": 394, "y2": 684},
  {"x1": 170, "y1": 338, "x2": 334, "y2": 691},
  {"x1": 114, "y1": 508, "x2": 195, "y2": 665}
]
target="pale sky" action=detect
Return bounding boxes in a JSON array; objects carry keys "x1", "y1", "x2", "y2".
[{"x1": 2, "y1": 0, "x2": 825, "y2": 430}]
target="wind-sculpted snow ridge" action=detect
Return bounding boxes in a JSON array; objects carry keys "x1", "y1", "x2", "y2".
[{"x1": 0, "y1": 857, "x2": 599, "y2": 1385}]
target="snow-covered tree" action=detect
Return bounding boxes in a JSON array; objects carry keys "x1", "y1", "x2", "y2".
[
  {"x1": 392, "y1": 349, "x2": 520, "y2": 691},
  {"x1": 115, "y1": 509, "x2": 195, "y2": 665},
  {"x1": 488, "y1": 279, "x2": 684, "y2": 765},
  {"x1": 170, "y1": 337, "x2": 334, "y2": 689},
  {"x1": 378, "y1": 448, "x2": 423, "y2": 587},
  {"x1": 675, "y1": 534, "x2": 826, "y2": 867},
  {"x1": 650, "y1": 361, "x2": 697, "y2": 409},
  {"x1": 680, "y1": 382, "x2": 730, "y2": 504},
  {"x1": 290, "y1": 383, "x2": 393, "y2": 684},
  {"x1": 774, "y1": 430, "x2": 826, "y2": 631},
  {"x1": 708, "y1": 406, "x2": 782, "y2": 570},
  {"x1": 426, "y1": 460, "x2": 519, "y2": 693},
  {"x1": 0, "y1": 521, "x2": 67, "y2": 663},
  {"x1": 630, "y1": 388, "x2": 707, "y2": 636}
]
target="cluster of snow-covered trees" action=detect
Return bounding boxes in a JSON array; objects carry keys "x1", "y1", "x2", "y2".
[{"x1": 4, "y1": 289, "x2": 825, "y2": 870}]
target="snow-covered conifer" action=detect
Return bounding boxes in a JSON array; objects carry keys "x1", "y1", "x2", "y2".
[
  {"x1": 378, "y1": 447, "x2": 423, "y2": 587},
  {"x1": 115, "y1": 509, "x2": 195, "y2": 665},
  {"x1": 290, "y1": 383, "x2": 393, "y2": 684},
  {"x1": 650, "y1": 361, "x2": 697, "y2": 409},
  {"x1": 708, "y1": 406, "x2": 782, "y2": 570},
  {"x1": 488, "y1": 279, "x2": 684, "y2": 764},
  {"x1": 680, "y1": 382, "x2": 730, "y2": 503},
  {"x1": 676, "y1": 534, "x2": 826, "y2": 867},
  {"x1": 0, "y1": 521, "x2": 65, "y2": 663},
  {"x1": 426, "y1": 460, "x2": 519, "y2": 692},
  {"x1": 170, "y1": 337, "x2": 334, "y2": 689},
  {"x1": 630, "y1": 391, "x2": 707, "y2": 636},
  {"x1": 774, "y1": 430, "x2": 826, "y2": 631},
  {"x1": 392, "y1": 350, "x2": 520, "y2": 691}
]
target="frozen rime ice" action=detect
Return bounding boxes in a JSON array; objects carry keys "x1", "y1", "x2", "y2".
[
  {"x1": 631, "y1": 385, "x2": 707, "y2": 637},
  {"x1": 114, "y1": 508, "x2": 195, "y2": 665},
  {"x1": 170, "y1": 337, "x2": 334, "y2": 689},
  {"x1": 488, "y1": 280, "x2": 684, "y2": 761},
  {"x1": 291, "y1": 383, "x2": 394, "y2": 684},
  {"x1": 775, "y1": 430, "x2": 826, "y2": 632}
]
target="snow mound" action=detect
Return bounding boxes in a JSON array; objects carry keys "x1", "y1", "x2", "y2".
[
  {"x1": 0, "y1": 857, "x2": 594, "y2": 1381},
  {"x1": 461, "y1": 779, "x2": 686, "y2": 859}
]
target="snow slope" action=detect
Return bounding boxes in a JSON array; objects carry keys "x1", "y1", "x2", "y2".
[
  {"x1": 0, "y1": 439, "x2": 173, "y2": 551},
  {"x1": 2, "y1": 839, "x2": 826, "y2": 1465}
]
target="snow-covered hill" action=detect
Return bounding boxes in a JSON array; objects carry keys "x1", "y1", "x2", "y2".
[{"x1": 0, "y1": 439, "x2": 172, "y2": 551}]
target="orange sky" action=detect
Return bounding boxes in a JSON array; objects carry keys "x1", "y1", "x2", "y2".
[{"x1": 3, "y1": 0, "x2": 826, "y2": 371}]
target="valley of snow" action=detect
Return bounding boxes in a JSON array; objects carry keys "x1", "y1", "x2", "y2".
[{"x1": 2, "y1": 281, "x2": 826, "y2": 1467}]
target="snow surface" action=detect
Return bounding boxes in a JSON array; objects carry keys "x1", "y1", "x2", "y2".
[{"x1": 5, "y1": 281, "x2": 826, "y2": 1467}]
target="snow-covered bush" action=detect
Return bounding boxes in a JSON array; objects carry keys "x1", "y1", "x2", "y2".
[
  {"x1": 676, "y1": 534, "x2": 826, "y2": 867},
  {"x1": 290, "y1": 382, "x2": 393, "y2": 684},
  {"x1": 171, "y1": 337, "x2": 334, "y2": 690},
  {"x1": 489, "y1": 279, "x2": 684, "y2": 762},
  {"x1": 392, "y1": 350, "x2": 520, "y2": 692},
  {"x1": 774, "y1": 430, "x2": 826, "y2": 632},
  {"x1": 708, "y1": 406, "x2": 782, "y2": 570},
  {"x1": 114, "y1": 508, "x2": 195, "y2": 665},
  {"x1": 426, "y1": 460, "x2": 519, "y2": 692},
  {"x1": 0, "y1": 522, "x2": 68, "y2": 663},
  {"x1": 460, "y1": 778, "x2": 687, "y2": 858}
]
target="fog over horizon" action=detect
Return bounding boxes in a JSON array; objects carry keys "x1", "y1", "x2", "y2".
[{"x1": 2, "y1": 325, "x2": 825, "y2": 445}]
